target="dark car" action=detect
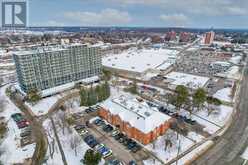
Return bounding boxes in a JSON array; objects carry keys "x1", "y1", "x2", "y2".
[
  {"x1": 20, "y1": 131, "x2": 31, "y2": 137},
  {"x1": 106, "y1": 159, "x2": 124, "y2": 165},
  {"x1": 127, "y1": 141, "x2": 137, "y2": 150},
  {"x1": 17, "y1": 121, "x2": 29, "y2": 129},
  {"x1": 94, "y1": 119, "x2": 104, "y2": 126},
  {"x1": 88, "y1": 139, "x2": 99, "y2": 148},
  {"x1": 129, "y1": 160, "x2": 137, "y2": 165},
  {"x1": 118, "y1": 135, "x2": 127, "y2": 143},
  {"x1": 114, "y1": 133, "x2": 124, "y2": 140},
  {"x1": 84, "y1": 135, "x2": 94, "y2": 142},
  {"x1": 131, "y1": 145, "x2": 142, "y2": 153},
  {"x1": 123, "y1": 138, "x2": 132, "y2": 146},
  {"x1": 11, "y1": 113, "x2": 24, "y2": 122},
  {"x1": 103, "y1": 125, "x2": 113, "y2": 133},
  {"x1": 74, "y1": 124, "x2": 85, "y2": 131}
]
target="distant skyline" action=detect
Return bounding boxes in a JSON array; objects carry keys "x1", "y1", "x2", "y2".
[{"x1": 29, "y1": 0, "x2": 248, "y2": 29}]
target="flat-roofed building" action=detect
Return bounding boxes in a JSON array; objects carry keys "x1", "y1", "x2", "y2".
[
  {"x1": 13, "y1": 44, "x2": 102, "y2": 96},
  {"x1": 99, "y1": 95, "x2": 172, "y2": 144}
]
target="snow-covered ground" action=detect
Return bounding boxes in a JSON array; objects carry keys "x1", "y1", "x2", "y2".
[
  {"x1": 229, "y1": 56, "x2": 242, "y2": 65},
  {"x1": 164, "y1": 72, "x2": 210, "y2": 89},
  {"x1": 145, "y1": 129, "x2": 195, "y2": 164},
  {"x1": 43, "y1": 117, "x2": 91, "y2": 165},
  {"x1": 26, "y1": 94, "x2": 63, "y2": 116},
  {"x1": 179, "y1": 105, "x2": 233, "y2": 134},
  {"x1": 241, "y1": 146, "x2": 248, "y2": 160},
  {"x1": 171, "y1": 140, "x2": 214, "y2": 165},
  {"x1": 0, "y1": 85, "x2": 35, "y2": 164},
  {"x1": 213, "y1": 87, "x2": 233, "y2": 103}
]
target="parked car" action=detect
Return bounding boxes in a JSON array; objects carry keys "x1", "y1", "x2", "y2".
[
  {"x1": 127, "y1": 141, "x2": 137, "y2": 150},
  {"x1": 17, "y1": 121, "x2": 29, "y2": 129},
  {"x1": 94, "y1": 118, "x2": 104, "y2": 126},
  {"x1": 20, "y1": 130, "x2": 31, "y2": 137},
  {"x1": 131, "y1": 145, "x2": 142, "y2": 153},
  {"x1": 88, "y1": 139, "x2": 99, "y2": 148},
  {"x1": 118, "y1": 135, "x2": 127, "y2": 143},
  {"x1": 111, "y1": 130, "x2": 120, "y2": 137},
  {"x1": 114, "y1": 133, "x2": 124, "y2": 140},
  {"x1": 79, "y1": 129, "x2": 88, "y2": 136},
  {"x1": 129, "y1": 160, "x2": 137, "y2": 165},
  {"x1": 21, "y1": 137, "x2": 30, "y2": 146},
  {"x1": 84, "y1": 135, "x2": 94, "y2": 143},
  {"x1": 123, "y1": 138, "x2": 132, "y2": 146},
  {"x1": 106, "y1": 159, "x2": 125, "y2": 165},
  {"x1": 21, "y1": 127, "x2": 31, "y2": 133},
  {"x1": 74, "y1": 124, "x2": 85, "y2": 131},
  {"x1": 11, "y1": 113, "x2": 24, "y2": 122},
  {"x1": 103, "y1": 125, "x2": 113, "y2": 133}
]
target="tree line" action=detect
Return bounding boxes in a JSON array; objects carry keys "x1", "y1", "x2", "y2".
[
  {"x1": 168, "y1": 85, "x2": 222, "y2": 116},
  {"x1": 80, "y1": 81, "x2": 110, "y2": 106}
]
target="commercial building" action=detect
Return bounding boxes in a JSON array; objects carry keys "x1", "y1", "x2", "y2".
[
  {"x1": 13, "y1": 44, "x2": 102, "y2": 96},
  {"x1": 204, "y1": 31, "x2": 215, "y2": 45},
  {"x1": 164, "y1": 72, "x2": 210, "y2": 90},
  {"x1": 102, "y1": 48, "x2": 178, "y2": 79},
  {"x1": 99, "y1": 95, "x2": 172, "y2": 145}
]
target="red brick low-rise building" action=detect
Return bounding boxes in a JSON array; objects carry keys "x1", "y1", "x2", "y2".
[{"x1": 99, "y1": 95, "x2": 172, "y2": 145}]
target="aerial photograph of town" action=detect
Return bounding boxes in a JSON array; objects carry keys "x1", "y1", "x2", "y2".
[{"x1": 0, "y1": 0, "x2": 248, "y2": 165}]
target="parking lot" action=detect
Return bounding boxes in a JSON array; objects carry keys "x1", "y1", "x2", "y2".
[
  {"x1": 11, "y1": 113, "x2": 34, "y2": 147},
  {"x1": 176, "y1": 50, "x2": 232, "y2": 77},
  {"x1": 71, "y1": 107, "x2": 151, "y2": 165}
]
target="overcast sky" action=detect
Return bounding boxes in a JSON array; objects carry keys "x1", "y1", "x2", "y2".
[{"x1": 29, "y1": 0, "x2": 248, "y2": 29}]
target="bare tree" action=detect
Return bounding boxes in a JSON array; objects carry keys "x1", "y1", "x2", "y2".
[
  {"x1": 0, "y1": 96, "x2": 6, "y2": 113},
  {"x1": 69, "y1": 134, "x2": 81, "y2": 156},
  {"x1": 0, "y1": 77, "x2": 4, "y2": 86},
  {"x1": 57, "y1": 110, "x2": 67, "y2": 135},
  {"x1": 164, "y1": 131, "x2": 176, "y2": 151},
  {"x1": 46, "y1": 122, "x2": 56, "y2": 159}
]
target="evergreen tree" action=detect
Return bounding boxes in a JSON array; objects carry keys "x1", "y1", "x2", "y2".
[
  {"x1": 83, "y1": 149, "x2": 102, "y2": 165},
  {"x1": 95, "y1": 85, "x2": 103, "y2": 102},
  {"x1": 27, "y1": 88, "x2": 41, "y2": 104},
  {"x1": 174, "y1": 85, "x2": 189, "y2": 111},
  {"x1": 193, "y1": 88, "x2": 207, "y2": 112},
  {"x1": 80, "y1": 87, "x2": 88, "y2": 106}
]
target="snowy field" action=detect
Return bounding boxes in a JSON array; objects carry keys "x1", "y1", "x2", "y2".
[
  {"x1": 213, "y1": 87, "x2": 233, "y2": 103},
  {"x1": 145, "y1": 129, "x2": 195, "y2": 164},
  {"x1": 179, "y1": 105, "x2": 233, "y2": 134},
  {"x1": 26, "y1": 94, "x2": 63, "y2": 116},
  {"x1": 103, "y1": 48, "x2": 178, "y2": 73},
  {"x1": 171, "y1": 140, "x2": 214, "y2": 165},
  {"x1": 164, "y1": 72, "x2": 210, "y2": 89},
  {"x1": 0, "y1": 85, "x2": 35, "y2": 164}
]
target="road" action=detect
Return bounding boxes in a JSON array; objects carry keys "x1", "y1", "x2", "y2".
[{"x1": 193, "y1": 59, "x2": 248, "y2": 165}]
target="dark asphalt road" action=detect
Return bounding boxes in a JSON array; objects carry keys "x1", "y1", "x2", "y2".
[{"x1": 193, "y1": 60, "x2": 248, "y2": 165}]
